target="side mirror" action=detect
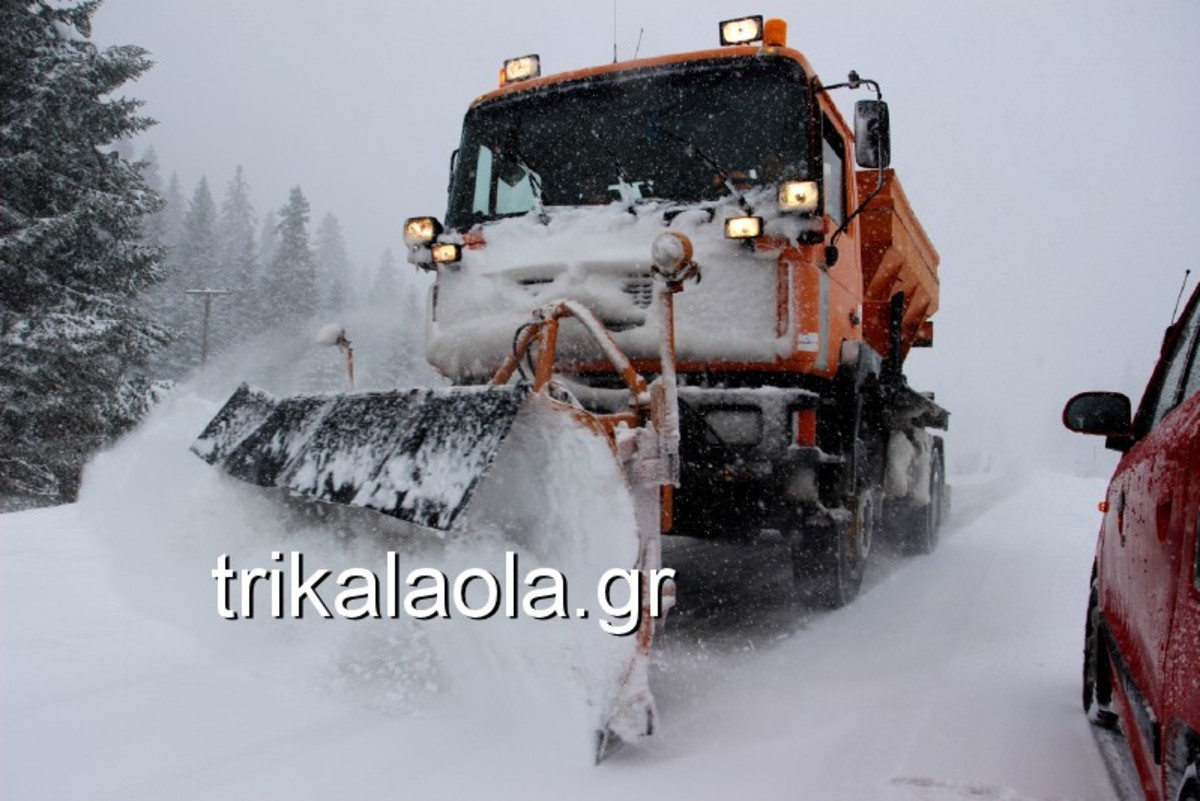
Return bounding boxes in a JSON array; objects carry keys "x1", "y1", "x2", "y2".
[
  {"x1": 854, "y1": 99, "x2": 891, "y2": 169},
  {"x1": 1063, "y1": 391, "x2": 1131, "y2": 436}
]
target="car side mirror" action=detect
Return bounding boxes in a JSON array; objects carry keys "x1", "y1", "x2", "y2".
[
  {"x1": 1063, "y1": 391, "x2": 1133, "y2": 451},
  {"x1": 854, "y1": 100, "x2": 891, "y2": 169}
]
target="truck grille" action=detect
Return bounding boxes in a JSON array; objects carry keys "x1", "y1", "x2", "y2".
[
  {"x1": 517, "y1": 277, "x2": 554, "y2": 293},
  {"x1": 622, "y1": 275, "x2": 654, "y2": 309}
]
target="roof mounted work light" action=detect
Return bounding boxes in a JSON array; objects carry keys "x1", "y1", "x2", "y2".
[
  {"x1": 502, "y1": 54, "x2": 541, "y2": 85},
  {"x1": 719, "y1": 15, "x2": 764, "y2": 46}
]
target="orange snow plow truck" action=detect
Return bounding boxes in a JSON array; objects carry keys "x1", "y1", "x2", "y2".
[
  {"x1": 412, "y1": 14, "x2": 948, "y2": 598},
  {"x1": 192, "y1": 14, "x2": 947, "y2": 758}
]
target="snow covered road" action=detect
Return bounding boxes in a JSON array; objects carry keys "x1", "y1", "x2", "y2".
[{"x1": 2, "y1": 471, "x2": 1119, "y2": 800}]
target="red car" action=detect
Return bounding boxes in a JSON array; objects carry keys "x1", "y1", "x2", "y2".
[{"x1": 1064, "y1": 282, "x2": 1200, "y2": 801}]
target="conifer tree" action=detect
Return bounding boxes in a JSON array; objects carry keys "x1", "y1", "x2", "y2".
[
  {"x1": 215, "y1": 166, "x2": 258, "y2": 345},
  {"x1": 313, "y1": 211, "x2": 352, "y2": 315},
  {"x1": 264, "y1": 187, "x2": 316, "y2": 325},
  {"x1": 150, "y1": 176, "x2": 221, "y2": 368},
  {"x1": 370, "y1": 248, "x2": 400, "y2": 308},
  {"x1": 178, "y1": 177, "x2": 218, "y2": 290},
  {"x1": 217, "y1": 167, "x2": 256, "y2": 288},
  {"x1": 139, "y1": 169, "x2": 194, "y2": 379},
  {"x1": 138, "y1": 145, "x2": 167, "y2": 245},
  {"x1": 0, "y1": 0, "x2": 166, "y2": 508},
  {"x1": 159, "y1": 171, "x2": 185, "y2": 250},
  {"x1": 258, "y1": 208, "x2": 278, "y2": 273}
]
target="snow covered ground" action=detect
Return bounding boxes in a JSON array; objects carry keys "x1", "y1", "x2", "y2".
[{"x1": 2, "y1": 403, "x2": 1121, "y2": 800}]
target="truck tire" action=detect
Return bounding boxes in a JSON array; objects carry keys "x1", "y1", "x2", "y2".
[
  {"x1": 791, "y1": 490, "x2": 876, "y2": 609},
  {"x1": 1083, "y1": 575, "x2": 1118, "y2": 728},
  {"x1": 919, "y1": 446, "x2": 945, "y2": 553},
  {"x1": 890, "y1": 445, "x2": 944, "y2": 556}
]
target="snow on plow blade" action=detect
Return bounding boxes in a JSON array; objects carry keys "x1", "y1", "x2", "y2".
[{"x1": 190, "y1": 382, "x2": 527, "y2": 531}]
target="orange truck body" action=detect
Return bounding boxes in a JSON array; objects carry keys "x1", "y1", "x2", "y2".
[{"x1": 858, "y1": 170, "x2": 940, "y2": 362}]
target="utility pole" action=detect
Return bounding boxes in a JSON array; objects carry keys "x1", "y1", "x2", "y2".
[{"x1": 184, "y1": 288, "x2": 231, "y2": 368}]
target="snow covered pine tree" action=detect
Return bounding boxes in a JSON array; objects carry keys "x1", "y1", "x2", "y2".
[
  {"x1": 216, "y1": 166, "x2": 261, "y2": 344},
  {"x1": 263, "y1": 187, "x2": 317, "y2": 326},
  {"x1": 0, "y1": 1, "x2": 167, "y2": 510}
]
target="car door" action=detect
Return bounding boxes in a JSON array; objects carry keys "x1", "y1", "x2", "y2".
[
  {"x1": 1102, "y1": 287, "x2": 1200, "y2": 773},
  {"x1": 1163, "y1": 323, "x2": 1200, "y2": 797}
]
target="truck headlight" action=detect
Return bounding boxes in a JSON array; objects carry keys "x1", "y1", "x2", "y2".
[
  {"x1": 778, "y1": 181, "x2": 819, "y2": 213},
  {"x1": 724, "y1": 215, "x2": 763, "y2": 240},
  {"x1": 431, "y1": 243, "x2": 462, "y2": 265},
  {"x1": 404, "y1": 216, "x2": 442, "y2": 246}
]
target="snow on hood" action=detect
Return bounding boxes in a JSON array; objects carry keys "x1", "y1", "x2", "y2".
[{"x1": 427, "y1": 197, "x2": 793, "y2": 380}]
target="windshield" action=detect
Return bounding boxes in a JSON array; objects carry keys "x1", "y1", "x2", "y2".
[{"x1": 446, "y1": 56, "x2": 811, "y2": 228}]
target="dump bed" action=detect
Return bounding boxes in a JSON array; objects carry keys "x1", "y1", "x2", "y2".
[{"x1": 856, "y1": 169, "x2": 940, "y2": 362}]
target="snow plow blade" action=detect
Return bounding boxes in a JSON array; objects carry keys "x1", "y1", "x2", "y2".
[
  {"x1": 191, "y1": 290, "x2": 691, "y2": 763},
  {"x1": 190, "y1": 382, "x2": 526, "y2": 531}
]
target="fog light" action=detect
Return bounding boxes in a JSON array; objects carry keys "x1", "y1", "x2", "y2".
[
  {"x1": 724, "y1": 215, "x2": 763, "y2": 240},
  {"x1": 778, "y1": 180, "x2": 819, "y2": 213},
  {"x1": 719, "y1": 15, "x2": 764, "y2": 46},
  {"x1": 404, "y1": 216, "x2": 441, "y2": 246},
  {"x1": 502, "y1": 54, "x2": 541, "y2": 84},
  {"x1": 431, "y1": 243, "x2": 462, "y2": 264}
]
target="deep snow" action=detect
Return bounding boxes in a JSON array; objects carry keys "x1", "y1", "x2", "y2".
[{"x1": 2, "y1": 414, "x2": 1120, "y2": 800}]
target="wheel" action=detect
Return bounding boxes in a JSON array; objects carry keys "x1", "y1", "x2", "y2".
[
  {"x1": 1179, "y1": 766, "x2": 1199, "y2": 801},
  {"x1": 891, "y1": 445, "x2": 944, "y2": 556},
  {"x1": 852, "y1": 486, "x2": 880, "y2": 565},
  {"x1": 1083, "y1": 575, "x2": 1118, "y2": 728},
  {"x1": 922, "y1": 446, "x2": 945, "y2": 552},
  {"x1": 791, "y1": 489, "x2": 877, "y2": 609}
]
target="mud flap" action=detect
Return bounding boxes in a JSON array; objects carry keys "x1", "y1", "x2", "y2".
[{"x1": 191, "y1": 383, "x2": 526, "y2": 531}]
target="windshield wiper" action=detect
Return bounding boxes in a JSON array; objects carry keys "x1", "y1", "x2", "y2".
[
  {"x1": 516, "y1": 157, "x2": 550, "y2": 225},
  {"x1": 498, "y1": 143, "x2": 550, "y2": 225},
  {"x1": 588, "y1": 128, "x2": 638, "y2": 212},
  {"x1": 659, "y1": 127, "x2": 753, "y2": 214}
]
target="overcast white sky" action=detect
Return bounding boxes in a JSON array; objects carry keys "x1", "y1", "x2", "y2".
[{"x1": 91, "y1": 1, "x2": 1200, "y2": 471}]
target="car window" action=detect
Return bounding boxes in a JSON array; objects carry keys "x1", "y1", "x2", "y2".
[
  {"x1": 1149, "y1": 298, "x2": 1200, "y2": 426},
  {"x1": 1182, "y1": 314, "x2": 1200, "y2": 404}
]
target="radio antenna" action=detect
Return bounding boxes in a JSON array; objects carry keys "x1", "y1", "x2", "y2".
[
  {"x1": 1170, "y1": 268, "x2": 1192, "y2": 324},
  {"x1": 613, "y1": 1, "x2": 618, "y2": 63},
  {"x1": 634, "y1": 27, "x2": 644, "y2": 59}
]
